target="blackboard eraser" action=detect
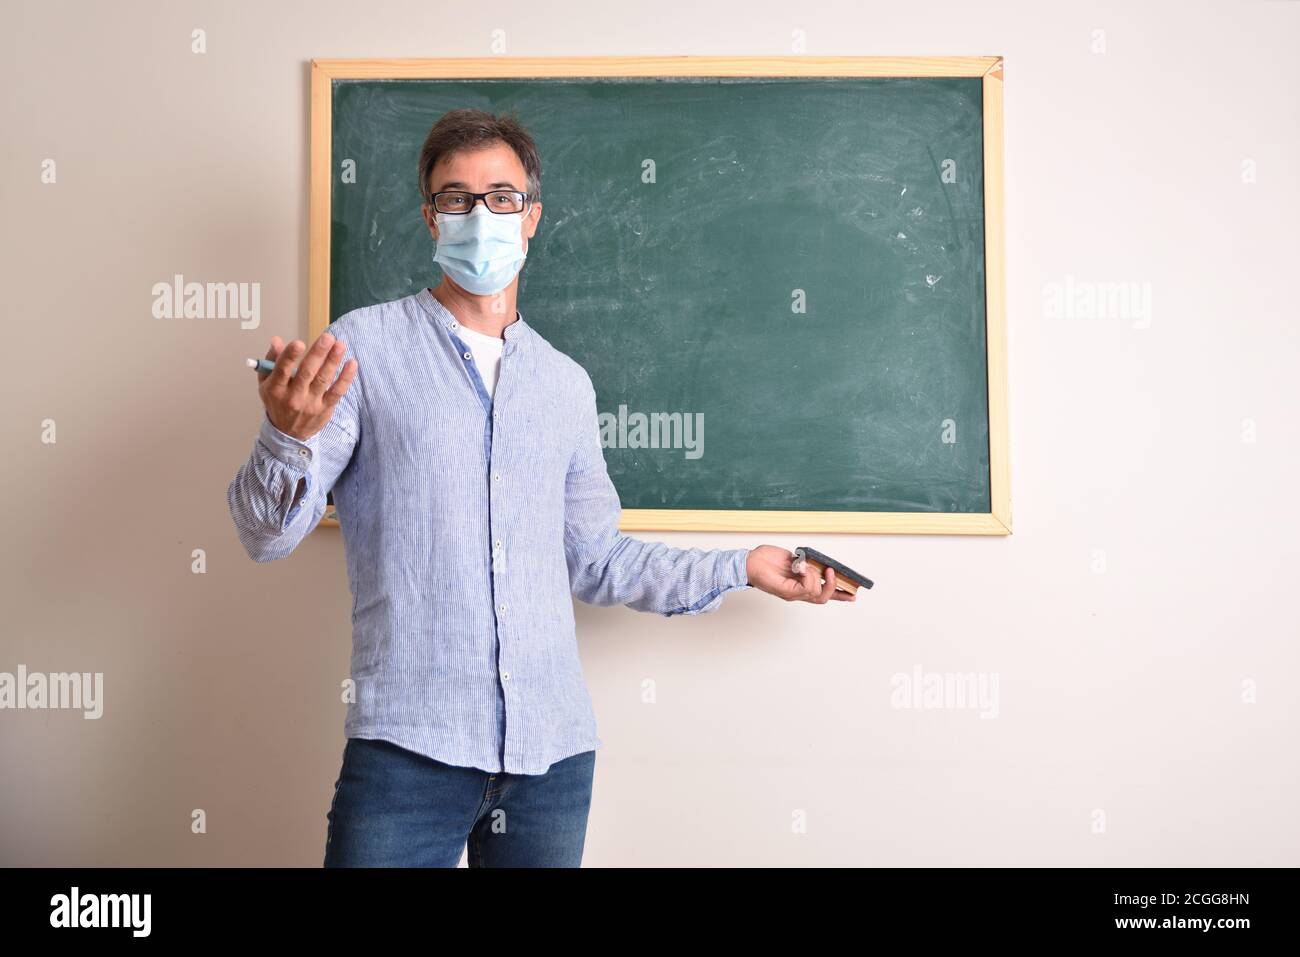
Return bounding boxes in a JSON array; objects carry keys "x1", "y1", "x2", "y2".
[{"x1": 792, "y1": 547, "x2": 874, "y2": 594}]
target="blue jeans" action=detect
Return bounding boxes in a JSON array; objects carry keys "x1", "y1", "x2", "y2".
[{"x1": 323, "y1": 736, "x2": 596, "y2": 867}]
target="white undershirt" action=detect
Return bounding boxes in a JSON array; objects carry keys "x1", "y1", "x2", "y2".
[{"x1": 457, "y1": 323, "x2": 505, "y2": 399}]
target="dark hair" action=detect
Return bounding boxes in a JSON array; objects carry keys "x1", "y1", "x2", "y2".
[{"x1": 417, "y1": 108, "x2": 542, "y2": 204}]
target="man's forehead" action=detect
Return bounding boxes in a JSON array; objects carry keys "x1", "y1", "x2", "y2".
[{"x1": 431, "y1": 144, "x2": 525, "y2": 185}]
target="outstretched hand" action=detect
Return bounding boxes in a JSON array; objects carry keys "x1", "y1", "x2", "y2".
[
  {"x1": 258, "y1": 331, "x2": 358, "y2": 441},
  {"x1": 744, "y1": 545, "x2": 857, "y2": 604}
]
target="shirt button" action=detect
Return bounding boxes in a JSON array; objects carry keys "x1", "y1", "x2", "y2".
[
  {"x1": 499, "y1": 604, "x2": 507, "y2": 614},
  {"x1": 502, "y1": 672, "x2": 511, "y2": 681},
  {"x1": 463, "y1": 351, "x2": 472, "y2": 360},
  {"x1": 298, "y1": 449, "x2": 309, "y2": 457},
  {"x1": 495, "y1": 539, "x2": 502, "y2": 548},
  {"x1": 450, "y1": 321, "x2": 458, "y2": 329},
  {"x1": 493, "y1": 472, "x2": 501, "y2": 481}
]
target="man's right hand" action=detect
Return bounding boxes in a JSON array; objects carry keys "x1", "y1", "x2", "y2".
[{"x1": 257, "y1": 332, "x2": 358, "y2": 441}]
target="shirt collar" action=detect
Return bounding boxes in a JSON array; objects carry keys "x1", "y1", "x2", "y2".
[{"x1": 416, "y1": 286, "x2": 530, "y2": 353}]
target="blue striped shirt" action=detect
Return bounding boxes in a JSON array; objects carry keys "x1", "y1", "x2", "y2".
[{"x1": 227, "y1": 288, "x2": 752, "y2": 774}]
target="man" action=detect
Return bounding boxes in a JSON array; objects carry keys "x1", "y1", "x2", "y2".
[{"x1": 227, "y1": 109, "x2": 855, "y2": 868}]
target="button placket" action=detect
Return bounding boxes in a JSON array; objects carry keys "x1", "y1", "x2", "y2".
[{"x1": 449, "y1": 313, "x2": 527, "y2": 769}]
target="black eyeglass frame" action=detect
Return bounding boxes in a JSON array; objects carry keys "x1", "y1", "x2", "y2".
[{"x1": 426, "y1": 189, "x2": 532, "y2": 214}]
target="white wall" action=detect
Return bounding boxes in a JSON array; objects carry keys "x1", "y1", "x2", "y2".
[{"x1": 2, "y1": 0, "x2": 1296, "y2": 866}]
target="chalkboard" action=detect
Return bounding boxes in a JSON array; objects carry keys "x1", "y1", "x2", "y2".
[{"x1": 310, "y1": 58, "x2": 1009, "y2": 534}]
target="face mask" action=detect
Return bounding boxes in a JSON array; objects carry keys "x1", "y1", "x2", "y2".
[{"x1": 432, "y1": 205, "x2": 528, "y2": 296}]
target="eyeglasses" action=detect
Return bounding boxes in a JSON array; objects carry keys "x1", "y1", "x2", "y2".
[{"x1": 428, "y1": 189, "x2": 529, "y2": 214}]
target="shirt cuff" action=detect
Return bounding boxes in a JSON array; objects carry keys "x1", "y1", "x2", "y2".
[
  {"x1": 666, "y1": 548, "x2": 752, "y2": 617},
  {"x1": 720, "y1": 547, "x2": 752, "y2": 593},
  {"x1": 257, "y1": 412, "x2": 318, "y2": 470}
]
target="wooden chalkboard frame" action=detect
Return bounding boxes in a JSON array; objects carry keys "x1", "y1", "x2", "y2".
[{"x1": 309, "y1": 56, "x2": 1010, "y2": 535}]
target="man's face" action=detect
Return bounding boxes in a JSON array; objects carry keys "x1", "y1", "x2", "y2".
[{"x1": 421, "y1": 141, "x2": 542, "y2": 252}]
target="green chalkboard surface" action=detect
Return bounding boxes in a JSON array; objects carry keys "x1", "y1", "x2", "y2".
[{"x1": 328, "y1": 75, "x2": 992, "y2": 518}]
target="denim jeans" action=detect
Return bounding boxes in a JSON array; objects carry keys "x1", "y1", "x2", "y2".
[{"x1": 323, "y1": 736, "x2": 596, "y2": 867}]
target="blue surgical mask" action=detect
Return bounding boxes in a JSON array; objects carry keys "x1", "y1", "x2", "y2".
[{"x1": 432, "y1": 205, "x2": 528, "y2": 295}]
